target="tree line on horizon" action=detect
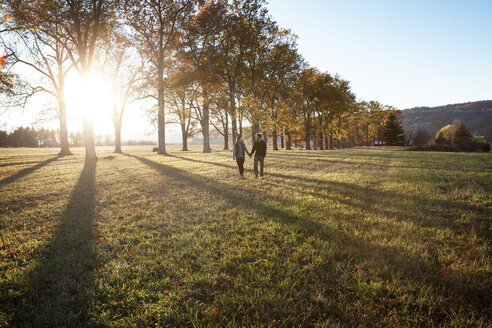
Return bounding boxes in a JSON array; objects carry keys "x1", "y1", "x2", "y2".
[
  {"x1": 0, "y1": 0, "x2": 405, "y2": 160},
  {"x1": 0, "y1": 126, "x2": 156, "y2": 148}
]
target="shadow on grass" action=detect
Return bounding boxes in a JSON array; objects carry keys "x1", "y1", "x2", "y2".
[
  {"x1": 11, "y1": 161, "x2": 98, "y2": 326},
  {"x1": 206, "y1": 153, "x2": 490, "y2": 243},
  {"x1": 0, "y1": 161, "x2": 44, "y2": 168},
  {"x1": 0, "y1": 157, "x2": 59, "y2": 187},
  {"x1": 125, "y1": 153, "x2": 490, "y2": 324},
  {"x1": 169, "y1": 154, "x2": 490, "y2": 219},
  {"x1": 213, "y1": 151, "x2": 492, "y2": 173}
]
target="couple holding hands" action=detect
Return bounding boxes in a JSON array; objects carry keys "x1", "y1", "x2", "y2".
[{"x1": 232, "y1": 133, "x2": 267, "y2": 179}]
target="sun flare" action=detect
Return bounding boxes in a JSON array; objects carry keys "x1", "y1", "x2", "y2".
[{"x1": 64, "y1": 71, "x2": 113, "y2": 121}]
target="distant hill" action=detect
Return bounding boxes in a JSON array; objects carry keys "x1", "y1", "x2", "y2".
[{"x1": 400, "y1": 100, "x2": 492, "y2": 141}]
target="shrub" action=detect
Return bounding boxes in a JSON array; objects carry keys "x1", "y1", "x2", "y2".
[
  {"x1": 410, "y1": 127, "x2": 432, "y2": 149},
  {"x1": 470, "y1": 136, "x2": 490, "y2": 152},
  {"x1": 435, "y1": 124, "x2": 458, "y2": 146}
]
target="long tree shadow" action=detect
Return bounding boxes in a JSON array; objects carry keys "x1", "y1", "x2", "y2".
[
  {"x1": 168, "y1": 154, "x2": 490, "y2": 219},
  {"x1": 10, "y1": 161, "x2": 98, "y2": 326},
  {"x1": 0, "y1": 161, "x2": 43, "y2": 168},
  {"x1": 210, "y1": 151, "x2": 492, "y2": 173},
  {"x1": 125, "y1": 154, "x2": 490, "y2": 323},
  {"x1": 211, "y1": 153, "x2": 490, "y2": 242},
  {"x1": 0, "y1": 157, "x2": 59, "y2": 187}
]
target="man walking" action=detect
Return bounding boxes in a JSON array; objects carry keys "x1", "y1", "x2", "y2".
[{"x1": 250, "y1": 133, "x2": 267, "y2": 178}]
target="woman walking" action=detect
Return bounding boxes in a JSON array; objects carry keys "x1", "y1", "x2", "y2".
[{"x1": 232, "y1": 135, "x2": 250, "y2": 179}]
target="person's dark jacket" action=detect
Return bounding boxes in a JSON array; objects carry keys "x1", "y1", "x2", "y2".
[{"x1": 251, "y1": 140, "x2": 267, "y2": 157}]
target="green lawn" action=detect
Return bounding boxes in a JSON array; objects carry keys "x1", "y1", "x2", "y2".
[{"x1": 0, "y1": 146, "x2": 490, "y2": 327}]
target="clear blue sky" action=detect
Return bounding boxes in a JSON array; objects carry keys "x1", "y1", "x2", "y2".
[{"x1": 266, "y1": 0, "x2": 492, "y2": 109}]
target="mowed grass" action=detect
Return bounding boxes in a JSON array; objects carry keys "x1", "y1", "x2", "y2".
[{"x1": 0, "y1": 146, "x2": 490, "y2": 327}]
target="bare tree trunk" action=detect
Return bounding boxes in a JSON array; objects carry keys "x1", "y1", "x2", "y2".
[
  {"x1": 79, "y1": 52, "x2": 95, "y2": 158},
  {"x1": 318, "y1": 115, "x2": 324, "y2": 150},
  {"x1": 202, "y1": 91, "x2": 211, "y2": 153},
  {"x1": 113, "y1": 98, "x2": 122, "y2": 153},
  {"x1": 230, "y1": 86, "x2": 238, "y2": 144},
  {"x1": 114, "y1": 120, "x2": 122, "y2": 153},
  {"x1": 305, "y1": 113, "x2": 311, "y2": 150},
  {"x1": 324, "y1": 133, "x2": 328, "y2": 150},
  {"x1": 157, "y1": 40, "x2": 166, "y2": 155},
  {"x1": 223, "y1": 111, "x2": 229, "y2": 150},
  {"x1": 239, "y1": 111, "x2": 243, "y2": 137},
  {"x1": 313, "y1": 113, "x2": 318, "y2": 150},
  {"x1": 262, "y1": 131, "x2": 268, "y2": 145},
  {"x1": 329, "y1": 134, "x2": 333, "y2": 150},
  {"x1": 294, "y1": 137, "x2": 298, "y2": 148},
  {"x1": 83, "y1": 115, "x2": 97, "y2": 161},
  {"x1": 273, "y1": 129, "x2": 278, "y2": 150},
  {"x1": 286, "y1": 130, "x2": 292, "y2": 150},
  {"x1": 280, "y1": 132, "x2": 284, "y2": 149},
  {"x1": 231, "y1": 116, "x2": 237, "y2": 145},
  {"x1": 57, "y1": 95, "x2": 71, "y2": 156},
  {"x1": 252, "y1": 122, "x2": 259, "y2": 142},
  {"x1": 181, "y1": 123, "x2": 188, "y2": 151},
  {"x1": 157, "y1": 90, "x2": 166, "y2": 154},
  {"x1": 81, "y1": 69, "x2": 97, "y2": 161}
]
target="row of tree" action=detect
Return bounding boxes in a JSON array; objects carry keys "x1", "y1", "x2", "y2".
[
  {"x1": 0, "y1": 127, "x2": 56, "y2": 147},
  {"x1": 0, "y1": 0, "x2": 402, "y2": 160},
  {"x1": 0, "y1": 127, "x2": 156, "y2": 148}
]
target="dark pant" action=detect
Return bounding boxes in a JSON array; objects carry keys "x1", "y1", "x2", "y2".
[
  {"x1": 236, "y1": 157, "x2": 245, "y2": 175},
  {"x1": 254, "y1": 155, "x2": 264, "y2": 177}
]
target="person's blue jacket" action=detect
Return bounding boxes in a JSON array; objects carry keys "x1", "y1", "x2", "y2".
[{"x1": 233, "y1": 142, "x2": 250, "y2": 159}]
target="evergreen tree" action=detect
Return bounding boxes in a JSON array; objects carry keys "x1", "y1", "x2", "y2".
[
  {"x1": 453, "y1": 121, "x2": 472, "y2": 149},
  {"x1": 382, "y1": 113, "x2": 405, "y2": 145}
]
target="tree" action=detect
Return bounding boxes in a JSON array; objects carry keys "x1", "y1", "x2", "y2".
[
  {"x1": 0, "y1": 5, "x2": 16, "y2": 95},
  {"x1": 239, "y1": 3, "x2": 281, "y2": 143},
  {"x1": 366, "y1": 101, "x2": 387, "y2": 144},
  {"x1": 99, "y1": 30, "x2": 146, "y2": 153},
  {"x1": 60, "y1": 0, "x2": 117, "y2": 161},
  {"x1": 1, "y1": 22, "x2": 73, "y2": 155},
  {"x1": 0, "y1": 130, "x2": 8, "y2": 146},
  {"x1": 453, "y1": 121, "x2": 472, "y2": 149},
  {"x1": 296, "y1": 67, "x2": 320, "y2": 150},
  {"x1": 210, "y1": 87, "x2": 231, "y2": 149},
  {"x1": 260, "y1": 35, "x2": 301, "y2": 150},
  {"x1": 168, "y1": 81, "x2": 196, "y2": 151},
  {"x1": 435, "y1": 124, "x2": 458, "y2": 145},
  {"x1": 0, "y1": 52, "x2": 18, "y2": 96},
  {"x1": 124, "y1": 0, "x2": 193, "y2": 155},
  {"x1": 6, "y1": 126, "x2": 38, "y2": 147},
  {"x1": 213, "y1": 0, "x2": 268, "y2": 145},
  {"x1": 5, "y1": 0, "x2": 118, "y2": 160},
  {"x1": 179, "y1": 1, "x2": 226, "y2": 153},
  {"x1": 69, "y1": 130, "x2": 84, "y2": 146},
  {"x1": 382, "y1": 113, "x2": 405, "y2": 146},
  {"x1": 1, "y1": 1, "x2": 77, "y2": 155},
  {"x1": 410, "y1": 127, "x2": 432, "y2": 149}
]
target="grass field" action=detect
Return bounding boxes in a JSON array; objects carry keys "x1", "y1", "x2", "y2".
[{"x1": 0, "y1": 146, "x2": 490, "y2": 327}]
